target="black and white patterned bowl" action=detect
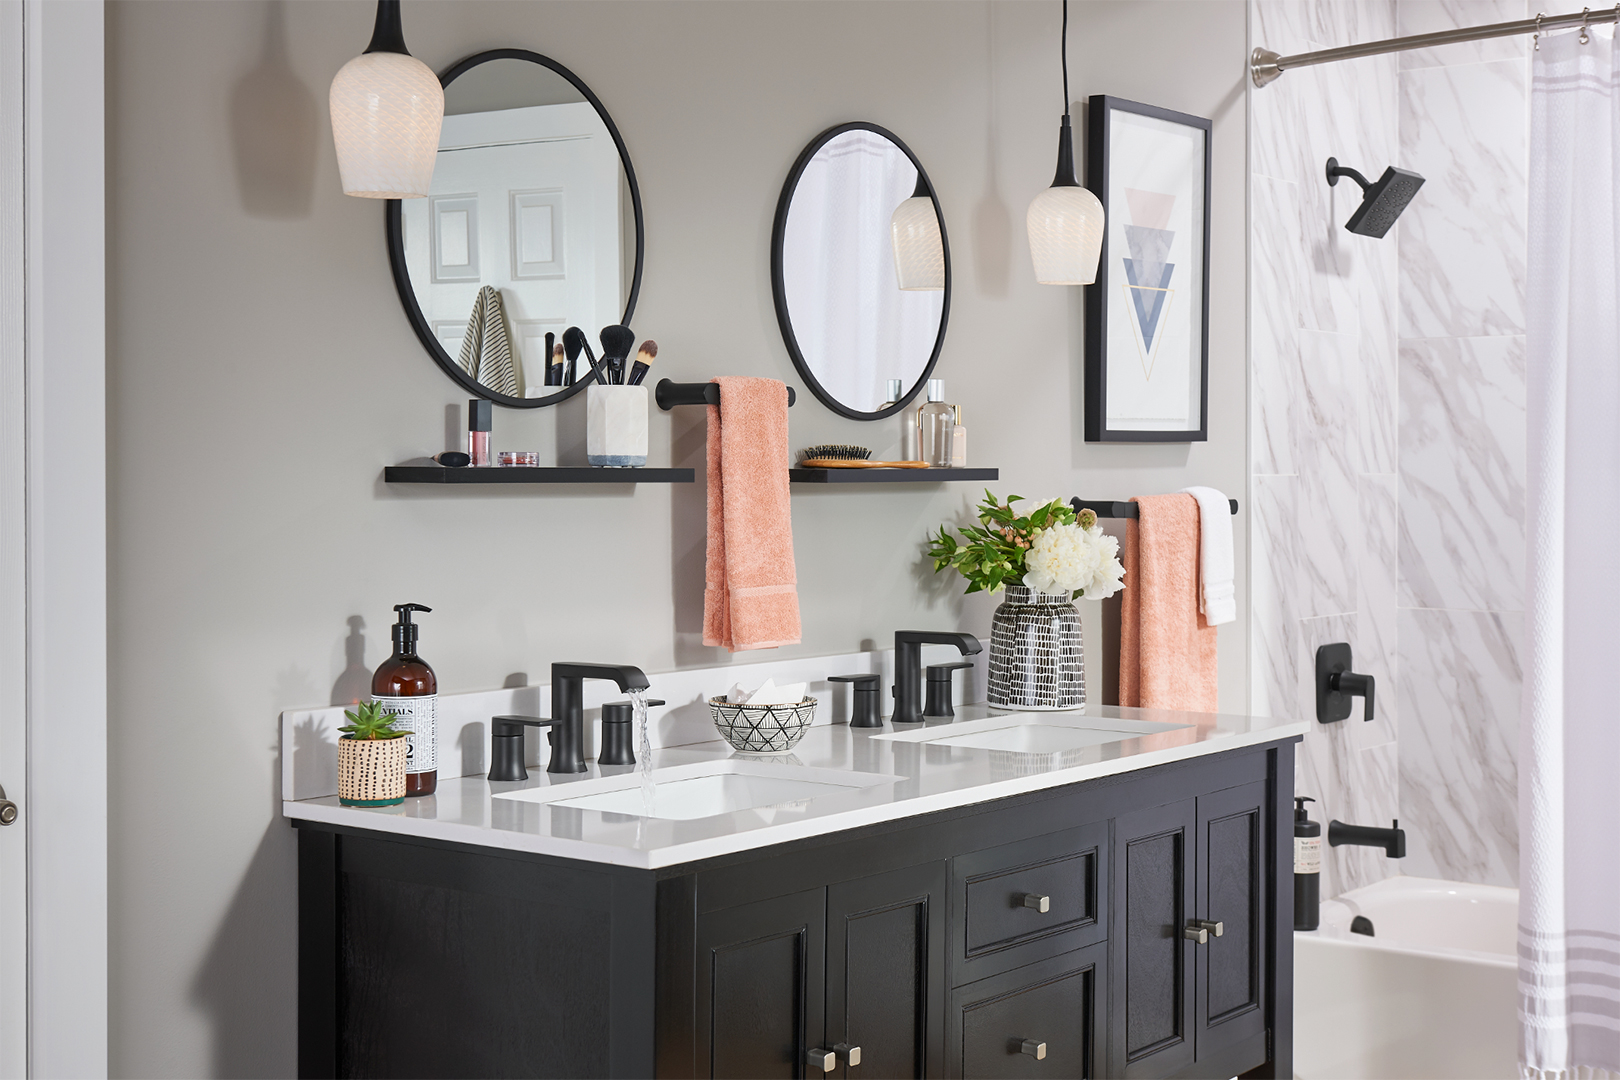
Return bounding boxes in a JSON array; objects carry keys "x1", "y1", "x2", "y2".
[{"x1": 708, "y1": 697, "x2": 817, "y2": 755}]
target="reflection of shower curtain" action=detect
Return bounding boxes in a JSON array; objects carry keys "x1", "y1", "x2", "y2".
[
  {"x1": 1519, "y1": 26, "x2": 1620, "y2": 1080},
  {"x1": 457, "y1": 285, "x2": 520, "y2": 398},
  {"x1": 781, "y1": 132, "x2": 944, "y2": 412}
]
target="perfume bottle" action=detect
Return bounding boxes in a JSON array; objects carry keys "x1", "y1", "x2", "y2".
[
  {"x1": 468, "y1": 398, "x2": 492, "y2": 467},
  {"x1": 918, "y1": 380, "x2": 954, "y2": 468}
]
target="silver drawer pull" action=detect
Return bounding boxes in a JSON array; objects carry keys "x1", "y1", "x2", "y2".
[
  {"x1": 1195, "y1": 919, "x2": 1224, "y2": 937},
  {"x1": 1020, "y1": 1039, "x2": 1047, "y2": 1059},
  {"x1": 836, "y1": 1043, "x2": 861, "y2": 1067},
  {"x1": 1021, "y1": 893, "x2": 1051, "y2": 913},
  {"x1": 808, "y1": 1048, "x2": 836, "y2": 1072},
  {"x1": 1183, "y1": 924, "x2": 1209, "y2": 944}
]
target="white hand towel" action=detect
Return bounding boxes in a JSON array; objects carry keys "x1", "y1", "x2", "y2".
[{"x1": 1178, "y1": 486, "x2": 1236, "y2": 626}]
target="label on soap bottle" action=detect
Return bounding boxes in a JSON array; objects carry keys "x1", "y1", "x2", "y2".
[
  {"x1": 1294, "y1": 835, "x2": 1322, "y2": 875},
  {"x1": 374, "y1": 694, "x2": 437, "y2": 774}
]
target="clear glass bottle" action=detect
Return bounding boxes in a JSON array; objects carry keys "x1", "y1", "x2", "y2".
[
  {"x1": 918, "y1": 379, "x2": 954, "y2": 468},
  {"x1": 951, "y1": 405, "x2": 968, "y2": 467}
]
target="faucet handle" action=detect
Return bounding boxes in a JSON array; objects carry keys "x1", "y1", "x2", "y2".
[
  {"x1": 489, "y1": 716, "x2": 563, "y2": 781},
  {"x1": 830, "y1": 674, "x2": 882, "y2": 728},
  {"x1": 923, "y1": 661, "x2": 976, "y2": 720}
]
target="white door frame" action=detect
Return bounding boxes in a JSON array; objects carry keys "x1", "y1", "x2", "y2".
[{"x1": 0, "y1": 2, "x2": 107, "y2": 1077}]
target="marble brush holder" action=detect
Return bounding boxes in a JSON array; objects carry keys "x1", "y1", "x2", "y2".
[{"x1": 586, "y1": 384, "x2": 649, "y2": 467}]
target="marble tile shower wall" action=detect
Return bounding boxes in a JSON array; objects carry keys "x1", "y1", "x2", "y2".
[
  {"x1": 1251, "y1": 0, "x2": 1401, "y2": 899},
  {"x1": 1395, "y1": 0, "x2": 1526, "y2": 888},
  {"x1": 1250, "y1": 0, "x2": 1527, "y2": 894}
]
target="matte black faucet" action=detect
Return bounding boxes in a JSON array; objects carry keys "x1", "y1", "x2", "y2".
[
  {"x1": 892, "y1": 631, "x2": 982, "y2": 725},
  {"x1": 1328, "y1": 819, "x2": 1406, "y2": 859},
  {"x1": 549, "y1": 662, "x2": 651, "y2": 773}
]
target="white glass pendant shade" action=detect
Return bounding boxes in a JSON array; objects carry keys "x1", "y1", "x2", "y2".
[
  {"x1": 330, "y1": 51, "x2": 444, "y2": 198},
  {"x1": 1027, "y1": 183, "x2": 1105, "y2": 285},
  {"x1": 891, "y1": 194, "x2": 945, "y2": 291}
]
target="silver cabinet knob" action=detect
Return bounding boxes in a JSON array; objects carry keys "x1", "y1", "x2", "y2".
[
  {"x1": 1183, "y1": 924, "x2": 1209, "y2": 944},
  {"x1": 835, "y1": 1043, "x2": 861, "y2": 1067},
  {"x1": 1020, "y1": 1039, "x2": 1047, "y2": 1059},
  {"x1": 0, "y1": 783, "x2": 16, "y2": 826},
  {"x1": 808, "y1": 1047, "x2": 836, "y2": 1073},
  {"x1": 1021, "y1": 893, "x2": 1051, "y2": 913},
  {"x1": 1195, "y1": 919, "x2": 1224, "y2": 937}
]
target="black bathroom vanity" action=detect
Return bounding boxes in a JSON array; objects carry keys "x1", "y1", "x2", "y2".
[{"x1": 288, "y1": 706, "x2": 1303, "y2": 1080}]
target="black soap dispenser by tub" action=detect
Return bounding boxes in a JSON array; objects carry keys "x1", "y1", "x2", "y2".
[
  {"x1": 1294, "y1": 796, "x2": 1321, "y2": 930},
  {"x1": 372, "y1": 603, "x2": 438, "y2": 797}
]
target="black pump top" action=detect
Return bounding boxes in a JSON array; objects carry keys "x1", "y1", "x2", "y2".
[
  {"x1": 392, "y1": 603, "x2": 431, "y2": 655},
  {"x1": 1294, "y1": 796, "x2": 1316, "y2": 823}
]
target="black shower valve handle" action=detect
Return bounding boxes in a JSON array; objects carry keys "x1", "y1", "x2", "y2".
[{"x1": 1331, "y1": 671, "x2": 1376, "y2": 723}]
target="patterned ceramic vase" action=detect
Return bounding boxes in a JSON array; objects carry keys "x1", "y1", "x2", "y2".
[
  {"x1": 987, "y1": 585, "x2": 1085, "y2": 711},
  {"x1": 338, "y1": 735, "x2": 408, "y2": 806}
]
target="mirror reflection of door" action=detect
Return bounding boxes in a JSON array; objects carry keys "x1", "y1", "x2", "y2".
[{"x1": 400, "y1": 96, "x2": 622, "y2": 396}]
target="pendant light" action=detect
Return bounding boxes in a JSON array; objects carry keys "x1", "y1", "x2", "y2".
[
  {"x1": 328, "y1": 0, "x2": 444, "y2": 199},
  {"x1": 891, "y1": 175, "x2": 945, "y2": 291},
  {"x1": 1026, "y1": 0, "x2": 1105, "y2": 285}
]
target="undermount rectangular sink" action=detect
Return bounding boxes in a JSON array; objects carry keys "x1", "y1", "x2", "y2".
[
  {"x1": 553, "y1": 773, "x2": 856, "y2": 821},
  {"x1": 872, "y1": 712, "x2": 1193, "y2": 753},
  {"x1": 492, "y1": 759, "x2": 900, "y2": 821}
]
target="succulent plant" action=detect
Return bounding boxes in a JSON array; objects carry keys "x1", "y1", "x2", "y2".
[{"x1": 340, "y1": 700, "x2": 406, "y2": 741}]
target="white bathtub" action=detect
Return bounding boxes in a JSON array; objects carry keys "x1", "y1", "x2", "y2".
[{"x1": 1294, "y1": 875, "x2": 1518, "y2": 1080}]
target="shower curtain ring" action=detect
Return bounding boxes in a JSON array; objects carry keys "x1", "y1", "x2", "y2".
[
  {"x1": 1580, "y1": 7, "x2": 1591, "y2": 44},
  {"x1": 1535, "y1": 11, "x2": 1545, "y2": 50}
]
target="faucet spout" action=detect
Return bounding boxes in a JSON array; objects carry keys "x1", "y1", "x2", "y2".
[
  {"x1": 892, "y1": 631, "x2": 983, "y2": 726},
  {"x1": 1328, "y1": 819, "x2": 1406, "y2": 859},
  {"x1": 548, "y1": 662, "x2": 652, "y2": 773}
]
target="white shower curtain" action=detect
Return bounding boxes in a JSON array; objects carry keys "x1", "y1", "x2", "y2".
[{"x1": 1520, "y1": 25, "x2": 1620, "y2": 1080}]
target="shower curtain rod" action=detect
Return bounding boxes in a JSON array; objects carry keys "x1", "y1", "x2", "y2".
[{"x1": 1252, "y1": 5, "x2": 1616, "y2": 86}]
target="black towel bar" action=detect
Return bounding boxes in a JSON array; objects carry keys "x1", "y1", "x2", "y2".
[
  {"x1": 1072, "y1": 497, "x2": 1239, "y2": 519},
  {"x1": 655, "y1": 379, "x2": 796, "y2": 411}
]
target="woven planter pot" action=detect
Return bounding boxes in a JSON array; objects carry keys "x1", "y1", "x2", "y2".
[
  {"x1": 987, "y1": 585, "x2": 1086, "y2": 711},
  {"x1": 338, "y1": 735, "x2": 408, "y2": 806}
]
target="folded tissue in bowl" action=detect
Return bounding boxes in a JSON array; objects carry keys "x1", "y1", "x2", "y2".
[{"x1": 725, "y1": 678, "x2": 807, "y2": 705}]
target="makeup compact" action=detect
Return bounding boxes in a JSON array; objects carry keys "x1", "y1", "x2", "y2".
[{"x1": 498, "y1": 450, "x2": 538, "y2": 467}]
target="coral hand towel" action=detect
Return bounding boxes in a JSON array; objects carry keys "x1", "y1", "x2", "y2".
[
  {"x1": 1119, "y1": 494, "x2": 1218, "y2": 712},
  {"x1": 703, "y1": 377, "x2": 801, "y2": 652}
]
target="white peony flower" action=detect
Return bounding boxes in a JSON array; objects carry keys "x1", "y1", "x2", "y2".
[{"x1": 1022, "y1": 522, "x2": 1126, "y2": 599}]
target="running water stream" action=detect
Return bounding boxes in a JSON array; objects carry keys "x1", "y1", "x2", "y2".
[{"x1": 629, "y1": 688, "x2": 655, "y2": 814}]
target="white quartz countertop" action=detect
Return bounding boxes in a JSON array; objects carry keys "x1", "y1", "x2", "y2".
[{"x1": 282, "y1": 703, "x2": 1307, "y2": 869}]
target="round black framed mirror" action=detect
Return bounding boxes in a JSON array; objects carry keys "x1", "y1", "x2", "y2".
[
  {"x1": 386, "y1": 49, "x2": 644, "y2": 408},
  {"x1": 771, "y1": 122, "x2": 950, "y2": 420}
]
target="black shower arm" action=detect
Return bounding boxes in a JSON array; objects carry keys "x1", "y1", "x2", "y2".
[{"x1": 1326, "y1": 158, "x2": 1373, "y2": 192}]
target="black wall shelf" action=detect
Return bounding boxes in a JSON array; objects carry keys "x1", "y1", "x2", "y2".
[
  {"x1": 385, "y1": 465, "x2": 694, "y2": 485},
  {"x1": 790, "y1": 467, "x2": 999, "y2": 484}
]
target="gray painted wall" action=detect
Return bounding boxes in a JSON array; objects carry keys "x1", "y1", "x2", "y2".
[{"x1": 105, "y1": 2, "x2": 1248, "y2": 1073}]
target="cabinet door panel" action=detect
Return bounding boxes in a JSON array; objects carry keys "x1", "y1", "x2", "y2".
[
  {"x1": 1110, "y1": 800, "x2": 1196, "y2": 1078},
  {"x1": 827, "y1": 863, "x2": 947, "y2": 1079},
  {"x1": 697, "y1": 888, "x2": 826, "y2": 1079},
  {"x1": 1196, "y1": 780, "x2": 1268, "y2": 1066},
  {"x1": 950, "y1": 943, "x2": 1105, "y2": 1079}
]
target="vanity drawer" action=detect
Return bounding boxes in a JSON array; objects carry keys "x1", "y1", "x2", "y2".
[
  {"x1": 949, "y1": 942, "x2": 1107, "y2": 1079},
  {"x1": 952, "y1": 821, "x2": 1109, "y2": 984}
]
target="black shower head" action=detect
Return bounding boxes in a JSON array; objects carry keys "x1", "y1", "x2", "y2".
[{"x1": 1326, "y1": 157, "x2": 1425, "y2": 239}]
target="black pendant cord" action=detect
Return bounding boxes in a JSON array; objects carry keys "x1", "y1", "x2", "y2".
[
  {"x1": 1061, "y1": 0, "x2": 1069, "y2": 120},
  {"x1": 364, "y1": 0, "x2": 410, "y2": 55},
  {"x1": 1049, "y1": 0, "x2": 1078, "y2": 188}
]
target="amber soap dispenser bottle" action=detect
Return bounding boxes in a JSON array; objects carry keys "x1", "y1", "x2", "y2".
[{"x1": 372, "y1": 603, "x2": 438, "y2": 796}]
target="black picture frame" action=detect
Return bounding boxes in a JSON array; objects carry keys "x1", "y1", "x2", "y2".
[
  {"x1": 385, "y1": 49, "x2": 646, "y2": 410},
  {"x1": 1084, "y1": 95, "x2": 1212, "y2": 442},
  {"x1": 770, "y1": 122, "x2": 951, "y2": 421}
]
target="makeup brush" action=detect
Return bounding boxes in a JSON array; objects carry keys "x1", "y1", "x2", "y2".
[
  {"x1": 563, "y1": 326, "x2": 608, "y2": 386},
  {"x1": 562, "y1": 326, "x2": 582, "y2": 385},
  {"x1": 543, "y1": 331, "x2": 557, "y2": 385},
  {"x1": 627, "y1": 340, "x2": 658, "y2": 386},
  {"x1": 599, "y1": 325, "x2": 635, "y2": 384},
  {"x1": 548, "y1": 343, "x2": 565, "y2": 386}
]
